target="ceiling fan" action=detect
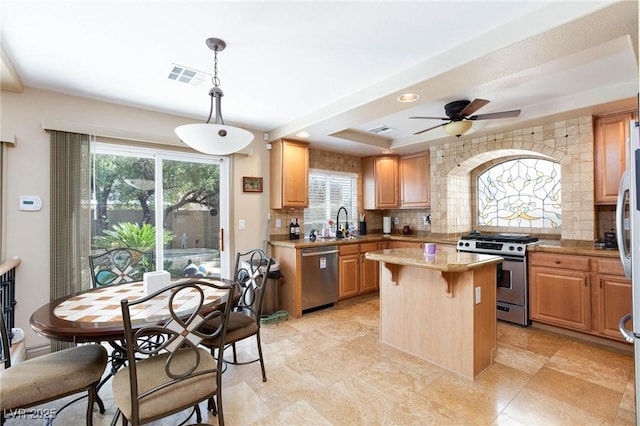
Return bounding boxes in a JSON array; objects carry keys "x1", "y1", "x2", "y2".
[{"x1": 410, "y1": 99, "x2": 521, "y2": 136}]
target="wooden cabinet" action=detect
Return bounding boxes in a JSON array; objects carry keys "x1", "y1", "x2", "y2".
[
  {"x1": 339, "y1": 242, "x2": 379, "y2": 299},
  {"x1": 400, "y1": 152, "x2": 430, "y2": 208},
  {"x1": 270, "y1": 139, "x2": 309, "y2": 209},
  {"x1": 529, "y1": 252, "x2": 591, "y2": 331},
  {"x1": 595, "y1": 258, "x2": 632, "y2": 340},
  {"x1": 391, "y1": 241, "x2": 423, "y2": 249},
  {"x1": 338, "y1": 244, "x2": 360, "y2": 299},
  {"x1": 360, "y1": 242, "x2": 380, "y2": 293},
  {"x1": 362, "y1": 156, "x2": 399, "y2": 209},
  {"x1": 594, "y1": 111, "x2": 637, "y2": 204},
  {"x1": 529, "y1": 252, "x2": 632, "y2": 342}
]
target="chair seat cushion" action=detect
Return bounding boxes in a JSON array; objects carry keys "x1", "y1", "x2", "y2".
[
  {"x1": 201, "y1": 312, "x2": 258, "y2": 346},
  {"x1": 112, "y1": 347, "x2": 217, "y2": 422},
  {"x1": 0, "y1": 344, "x2": 108, "y2": 410}
]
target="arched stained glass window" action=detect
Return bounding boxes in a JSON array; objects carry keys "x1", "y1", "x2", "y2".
[{"x1": 477, "y1": 158, "x2": 561, "y2": 228}]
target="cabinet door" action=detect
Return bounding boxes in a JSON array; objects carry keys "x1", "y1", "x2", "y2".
[
  {"x1": 400, "y1": 152, "x2": 430, "y2": 208},
  {"x1": 281, "y1": 140, "x2": 309, "y2": 207},
  {"x1": 598, "y1": 274, "x2": 632, "y2": 340},
  {"x1": 393, "y1": 241, "x2": 423, "y2": 249},
  {"x1": 339, "y1": 254, "x2": 359, "y2": 299},
  {"x1": 530, "y1": 266, "x2": 591, "y2": 331},
  {"x1": 594, "y1": 112, "x2": 636, "y2": 204},
  {"x1": 360, "y1": 242, "x2": 379, "y2": 293},
  {"x1": 376, "y1": 156, "x2": 399, "y2": 208}
]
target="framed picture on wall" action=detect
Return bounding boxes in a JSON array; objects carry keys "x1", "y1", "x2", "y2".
[{"x1": 242, "y1": 176, "x2": 263, "y2": 193}]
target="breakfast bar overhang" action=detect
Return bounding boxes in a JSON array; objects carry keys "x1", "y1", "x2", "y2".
[{"x1": 365, "y1": 246, "x2": 504, "y2": 380}]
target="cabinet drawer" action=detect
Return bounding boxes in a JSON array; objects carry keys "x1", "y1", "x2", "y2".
[
  {"x1": 359, "y1": 242, "x2": 379, "y2": 252},
  {"x1": 339, "y1": 244, "x2": 360, "y2": 255},
  {"x1": 597, "y1": 258, "x2": 626, "y2": 276},
  {"x1": 529, "y1": 252, "x2": 590, "y2": 271}
]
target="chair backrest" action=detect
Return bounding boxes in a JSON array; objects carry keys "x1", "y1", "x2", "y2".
[
  {"x1": 233, "y1": 249, "x2": 272, "y2": 320},
  {"x1": 119, "y1": 279, "x2": 234, "y2": 423},
  {"x1": 89, "y1": 248, "x2": 152, "y2": 288},
  {"x1": 0, "y1": 310, "x2": 11, "y2": 369}
]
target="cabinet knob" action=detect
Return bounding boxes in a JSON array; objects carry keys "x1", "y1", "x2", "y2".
[{"x1": 555, "y1": 260, "x2": 561, "y2": 264}]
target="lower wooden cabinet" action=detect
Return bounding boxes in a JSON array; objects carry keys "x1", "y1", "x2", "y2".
[
  {"x1": 529, "y1": 252, "x2": 631, "y2": 342},
  {"x1": 529, "y1": 253, "x2": 591, "y2": 331},
  {"x1": 391, "y1": 241, "x2": 423, "y2": 249},
  {"x1": 595, "y1": 258, "x2": 632, "y2": 340},
  {"x1": 339, "y1": 242, "x2": 379, "y2": 299}
]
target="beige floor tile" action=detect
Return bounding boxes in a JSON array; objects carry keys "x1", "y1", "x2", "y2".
[
  {"x1": 493, "y1": 341, "x2": 549, "y2": 375},
  {"x1": 502, "y1": 387, "x2": 613, "y2": 425},
  {"x1": 18, "y1": 294, "x2": 636, "y2": 426},
  {"x1": 525, "y1": 367, "x2": 623, "y2": 420}
]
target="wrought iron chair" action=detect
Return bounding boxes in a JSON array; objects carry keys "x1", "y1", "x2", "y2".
[
  {"x1": 112, "y1": 279, "x2": 234, "y2": 426},
  {"x1": 200, "y1": 248, "x2": 272, "y2": 382},
  {"x1": 88, "y1": 248, "x2": 152, "y2": 288},
  {"x1": 0, "y1": 311, "x2": 108, "y2": 426}
]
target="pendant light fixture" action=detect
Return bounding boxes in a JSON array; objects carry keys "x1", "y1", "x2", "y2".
[{"x1": 175, "y1": 38, "x2": 254, "y2": 155}]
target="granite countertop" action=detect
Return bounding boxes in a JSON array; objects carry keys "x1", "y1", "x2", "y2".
[
  {"x1": 365, "y1": 245, "x2": 503, "y2": 272},
  {"x1": 269, "y1": 233, "x2": 623, "y2": 259},
  {"x1": 269, "y1": 233, "x2": 456, "y2": 249},
  {"x1": 530, "y1": 240, "x2": 622, "y2": 258}
]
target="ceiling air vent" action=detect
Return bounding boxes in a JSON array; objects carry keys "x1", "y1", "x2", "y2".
[
  {"x1": 168, "y1": 64, "x2": 210, "y2": 87},
  {"x1": 368, "y1": 125, "x2": 395, "y2": 135}
]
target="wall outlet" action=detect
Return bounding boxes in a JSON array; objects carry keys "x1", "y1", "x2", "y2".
[
  {"x1": 239, "y1": 219, "x2": 245, "y2": 230},
  {"x1": 475, "y1": 287, "x2": 481, "y2": 304},
  {"x1": 275, "y1": 218, "x2": 281, "y2": 228},
  {"x1": 392, "y1": 217, "x2": 399, "y2": 225},
  {"x1": 423, "y1": 215, "x2": 430, "y2": 225}
]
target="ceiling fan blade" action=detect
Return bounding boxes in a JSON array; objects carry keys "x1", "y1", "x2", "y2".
[
  {"x1": 469, "y1": 109, "x2": 521, "y2": 121},
  {"x1": 459, "y1": 98, "x2": 490, "y2": 117},
  {"x1": 413, "y1": 122, "x2": 447, "y2": 135},
  {"x1": 409, "y1": 116, "x2": 449, "y2": 121}
]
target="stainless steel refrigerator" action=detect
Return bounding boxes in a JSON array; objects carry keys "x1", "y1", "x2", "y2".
[{"x1": 617, "y1": 118, "x2": 640, "y2": 423}]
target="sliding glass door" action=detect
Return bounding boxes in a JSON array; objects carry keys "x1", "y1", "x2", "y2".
[{"x1": 91, "y1": 143, "x2": 230, "y2": 279}]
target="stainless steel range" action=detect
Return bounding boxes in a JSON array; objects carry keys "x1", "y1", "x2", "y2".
[{"x1": 457, "y1": 232, "x2": 539, "y2": 326}]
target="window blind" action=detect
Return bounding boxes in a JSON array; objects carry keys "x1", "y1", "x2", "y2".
[{"x1": 304, "y1": 169, "x2": 357, "y2": 233}]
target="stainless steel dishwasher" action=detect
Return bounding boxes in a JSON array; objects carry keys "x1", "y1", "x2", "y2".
[{"x1": 301, "y1": 245, "x2": 338, "y2": 311}]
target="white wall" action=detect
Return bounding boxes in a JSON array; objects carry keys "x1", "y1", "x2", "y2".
[{"x1": 1, "y1": 87, "x2": 270, "y2": 351}]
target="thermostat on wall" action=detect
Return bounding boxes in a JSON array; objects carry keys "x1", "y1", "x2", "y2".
[{"x1": 19, "y1": 195, "x2": 42, "y2": 211}]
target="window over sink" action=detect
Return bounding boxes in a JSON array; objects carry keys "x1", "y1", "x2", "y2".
[
  {"x1": 477, "y1": 158, "x2": 561, "y2": 229},
  {"x1": 304, "y1": 169, "x2": 357, "y2": 235}
]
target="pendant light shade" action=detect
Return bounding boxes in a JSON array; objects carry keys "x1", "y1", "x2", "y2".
[
  {"x1": 175, "y1": 37, "x2": 254, "y2": 155},
  {"x1": 175, "y1": 122, "x2": 255, "y2": 155}
]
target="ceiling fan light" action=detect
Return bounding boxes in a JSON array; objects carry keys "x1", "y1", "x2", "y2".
[
  {"x1": 175, "y1": 123, "x2": 254, "y2": 155},
  {"x1": 444, "y1": 120, "x2": 472, "y2": 136}
]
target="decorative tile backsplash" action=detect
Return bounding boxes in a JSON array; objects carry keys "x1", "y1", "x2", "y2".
[{"x1": 270, "y1": 115, "x2": 609, "y2": 242}]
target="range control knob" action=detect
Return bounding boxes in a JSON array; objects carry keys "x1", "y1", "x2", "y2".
[
  {"x1": 508, "y1": 245, "x2": 515, "y2": 251},
  {"x1": 517, "y1": 246, "x2": 523, "y2": 252}
]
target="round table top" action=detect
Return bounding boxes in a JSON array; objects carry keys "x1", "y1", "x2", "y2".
[{"x1": 30, "y1": 278, "x2": 237, "y2": 343}]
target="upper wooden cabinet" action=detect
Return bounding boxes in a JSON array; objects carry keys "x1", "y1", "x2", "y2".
[
  {"x1": 270, "y1": 139, "x2": 309, "y2": 209},
  {"x1": 362, "y1": 156, "x2": 399, "y2": 209},
  {"x1": 400, "y1": 152, "x2": 430, "y2": 208},
  {"x1": 594, "y1": 111, "x2": 638, "y2": 204}
]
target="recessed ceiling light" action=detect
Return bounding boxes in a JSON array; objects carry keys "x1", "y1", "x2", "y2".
[
  {"x1": 397, "y1": 93, "x2": 419, "y2": 103},
  {"x1": 296, "y1": 131, "x2": 310, "y2": 138}
]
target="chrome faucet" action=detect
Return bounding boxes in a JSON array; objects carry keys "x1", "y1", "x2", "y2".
[{"x1": 336, "y1": 206, "x2": 348, "y2": 239}]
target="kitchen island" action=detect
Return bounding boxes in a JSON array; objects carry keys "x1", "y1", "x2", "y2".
[{"x1": 365, "y1": 245, "x2": 503, "y2": 380}]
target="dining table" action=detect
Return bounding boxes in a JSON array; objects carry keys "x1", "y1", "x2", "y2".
[
  {"x1": 30, "y1": 277, "x2": 239, "y2": 344},
  {"x1": 29, "y1": 277, "x2": 239, "y2": 426}
]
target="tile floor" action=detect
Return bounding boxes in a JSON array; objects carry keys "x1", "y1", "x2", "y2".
[{"x1": 12, "y1": 293, "x2": 637, "y2": 425}]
